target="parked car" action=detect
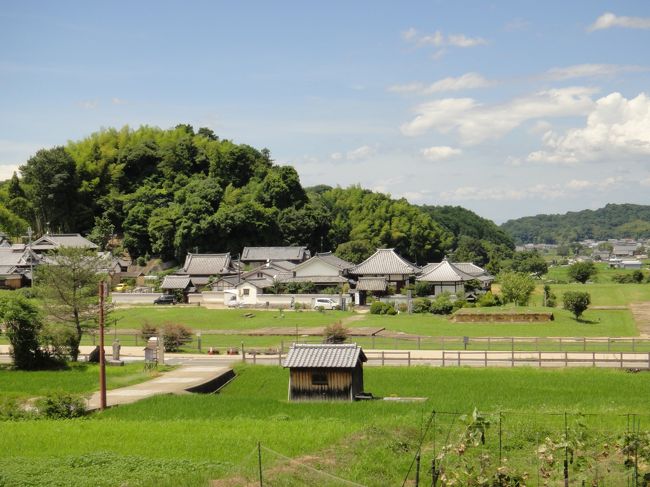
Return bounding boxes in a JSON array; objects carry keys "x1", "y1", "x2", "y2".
[
  {"x1": 313, "y1": 298, "x2": 340, "y2": 310},
  {"x1": 226, "y1": 295, "x2": 239, "y2": 308},
  {"x1": 153, "y1": 294, "x2": 176, "y2": 305},
  {"x1": 113, "y1": 283, "x2": 128, "y2": 292}
]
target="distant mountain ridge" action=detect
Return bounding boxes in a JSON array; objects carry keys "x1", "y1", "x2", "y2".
[{"x1": 500, "y1": 203, "x2": 650, "y2": 244}]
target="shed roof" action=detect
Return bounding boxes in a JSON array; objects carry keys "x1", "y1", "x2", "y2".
[
  {"x1": 283, "y1": 343, "x2": 367, "y2": 368},
  {"x1": 349, "y1": 249, "x2": 420, "y2": 276},
  {"x1": 181, "y1": 253, "x2": 232, "y2": 276},
  {"x1": 355, "y1": 276, "x2": 388, "y2": 291},
  {"x1": 279, "y1": 275, "x2": 348, "y2": 284},
  {"x1": 241, "y1": 246, "x2": 309, "y2": 262},
  {"x1": 160, "y1": 275, "x2": 193, "y2": 289}
]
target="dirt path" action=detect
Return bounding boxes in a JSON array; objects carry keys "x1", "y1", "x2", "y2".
[{"x1": 629, "y1": 302, "x2": 650, "y2": 337}]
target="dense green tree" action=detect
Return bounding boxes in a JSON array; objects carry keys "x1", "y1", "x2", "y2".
[
  {"x1": 508, "y1": 250, "x2": 548, "y2": 276},
  {"x1": 0, "y1": 294, "x2": 46, "y2": 369},
  {"x1": 453, "y1": 236, "x2": 490, "y2": 267},
  {"x1": 335, "y1": 239, "x2": 375, "y2": 264},
  {"x1": 0, "y1": 205, "x2": 28, "y2": 237},
  {"x1": 568, "y1": 261, "x2": 597, "y2": 284},
  {"x1": 20, "y1": 147, "x2": 80, "y2": 234},
  {"x1": 87, "y1": 213, "x2": 115, "y2": 251}
]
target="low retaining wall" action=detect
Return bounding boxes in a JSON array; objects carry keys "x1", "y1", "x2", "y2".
[
  {"x1": 452, "y1": 312, "x2": 554, "y2": 323},
  {"x1": 111, "y1": 293, "x2": 160, "y2": 304}
]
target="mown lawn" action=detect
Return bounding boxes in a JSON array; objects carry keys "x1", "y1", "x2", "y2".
[
  {"x1": 111, "y1": 307, "x2": 350, "y2": 330},
  {"x1": 0, "y1": 362, "x2": 172, "y2": 400},
  {"x1": 1, "y1": 365, "x2": 649, "y2": 486}
]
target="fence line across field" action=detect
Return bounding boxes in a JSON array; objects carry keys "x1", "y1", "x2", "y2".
[{"x1": 80, "y1": 330, "x2": 650, "y2": 353}]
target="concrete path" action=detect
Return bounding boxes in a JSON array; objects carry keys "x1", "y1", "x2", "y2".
[{"x1": 86, "y1": 365, "x2": 232, "y2": 411}]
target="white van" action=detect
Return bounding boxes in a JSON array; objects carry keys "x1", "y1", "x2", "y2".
[{"x1": 313, "y1": 298, "x2": 340, "y2": 310}]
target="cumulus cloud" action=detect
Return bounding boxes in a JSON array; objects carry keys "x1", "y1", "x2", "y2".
[
  {"x1": 401, "y1": 86, "x2": 597, "y2": 144},
  {"x1": 545, "y1": 63, "x2": 647, "y2": 80},
  {"x1": 402, "y1": 28, "x2": 487, "y2": 49},
  {"x1": 389, "y1": 73, "x2": 493, "y2": 95},
  {"x1": 526, "y1": 92, "x2": 650, "y2": 164},
  {"x1": 346, "y1": 145, "x2": 375, "y2": 160},
  {"x1": 589, "y1": 12, "x2": 650, "y2": 31},
  {"x1": 420, "y1": 146, "x2": 462, "y2": 161}
]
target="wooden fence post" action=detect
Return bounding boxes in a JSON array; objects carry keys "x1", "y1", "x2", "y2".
[
  {"x1": 565, "y1": 352, "x2": 568, "y2": 367},
  {"x1": 442, "y1": 351, "x2": 445, "y2": 367},
  {"x1": 457, "y1": 351, "x2": 461, "y2": 367},
  {"x1": 417, "y1": 337, "x2": 421, "y2": 350},
  {"x1": 620, "y1": 352, "x2": 624, "y2": 368},
  {"x1": 538, "y1": 351, "x2": 542, "y2": 368},
  {"x1": 381, "y1": 351, "x2": 385, "y2": 366},
  {"x1": 592, "y1": 352, "x2": 596, "y2": 368},
  {"x1": 487, "y1": 337, "x2": 491, "y2": 351},
  {"x1": 559, "y1": 337, "x2": 562, "y2": 351},
  {"x1": 511, "y1": 348, "x2": 514, "y2": 368},
  {"x1": 583, "y1": 337, "x2": 586, "y2": 352},
  {"x1": 408, "y1": 351, "x2": 411, "y2": 367},
  {"x1": 278, "y1": 351, "x2": 282, "y2": 366}
]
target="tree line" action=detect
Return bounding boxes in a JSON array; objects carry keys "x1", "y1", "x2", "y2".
[
  {"x1": 0, "y1": 124, "x2": 516, "y2": 264},
  {"x1": 501, "y1": 203, "x2": 650, "y2": 245}
]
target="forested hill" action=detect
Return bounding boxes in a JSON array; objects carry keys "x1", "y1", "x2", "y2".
[
  {"x1": 0, "y1": 124, "x2": 511, "y2": 263},
  {"x1": 501, "y1": 204, "x2": 650, "y2": 244}
]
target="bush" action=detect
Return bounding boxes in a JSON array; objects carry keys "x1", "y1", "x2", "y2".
[
  {"x1": 412, "y1": 298, "x2": 431, "y2": 313},
  {"x1": 140, "y1": 321, "x2": 158, "y2": 340},
  {"x1": 477, "y1": 291, "x2": 500, "y2": 307},
  {"x1": 293, "y1": 301, "x2": 303, "y2": 311},
  {"x1": 41, "y1": 324, "x2": 77, "y2": 362},
  {"x1": 162, "y1": 323, "x2": 193, "y2": 352},
  {"x1": 0, "y1": 294, "x2": 49, "y2": 370},
  {"x1": 324, "y1": 321, "x2": 349, "y2": 343},
  {"x1": 430, "y1": 294, "x2": 454, "y2": 315},
  {"x1": 369, "y1": 301, "x2": 396, "y2": 315},
  {"x1": 414, "y1": 281, "x2": 434, "y2": 297},
  {"x1": 397, "y1": 303, "x2": 408, "y2": 313},
  {"x1": 36, "y1": 392, "x2": 86, "y2": 419},
  {"x1": 0, "y1": 396, "x2": 32, "y2": 420},
  {"x1": 543, "y1": 285, "x2": 557, "y2": 308},
  {"x1": 498, "y1": 271, "x2": 536, "y2": 306},
  {"x1": 563, "y1": 291, "x2": 591, "y2": 320}
]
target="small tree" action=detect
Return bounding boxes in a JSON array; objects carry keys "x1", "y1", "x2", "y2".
[
  {"x1": 36, "y1": 246, "x2": 109, "y2": 361},
  {"x1": 543, "y1": 284, "x2": 557, "y2": 307},
  {"x1": 0, "y1": 294, "x2": 46, "y2": 370},
  {"x1": 567, "y1": 261, "x2": 597, "y2": 284},
  {"x1": 324, "y1": 321, "x2": 349, "y2": 343},
  {"x1": 498, "y1": 271, "x2": 535, "y2": 306},
  {"x1": 563, "y1": 291, "x2": 591, "y2": 320},
  {"x1": 162, "y1": 323, "x2": 193, "y2": 352}
]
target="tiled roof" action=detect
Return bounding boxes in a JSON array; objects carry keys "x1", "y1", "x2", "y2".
[
  {"x1": 0, "y1": 265, "x2": 18, "y2": 275},
  {"x1": 241, "y1": 246, "x2": 310, "y2": 262},
  {"x1": 452, "y1": 262, "x2": 488, "y2": 276},
  {"x1": 32, "y1": 234, "x2": 98, "y2": 250},
  {"x1": 283, "y1": 343, "x2": 367, "y2": 368},
  {"x1": 349, "y1": 249, "x2": 420, "y2": 276},
  {"x1": 160, "y1": 275, "x2": 193, "y2": 289},
  {"x1": 315, "y1": 252, "x2": 354, "y2": 270},
  {"x1": 279, "y1": 275, "x2": 348, "y2": 284},
  {"x1": 417, "y1": 260, "x2": 476, "y2": 283},
  {"x1": 181, "y1": 253, "x2": 232, "y2": 276},
  {"x1": 355, "y1": 276, "x2": 388, "y2": 291}
]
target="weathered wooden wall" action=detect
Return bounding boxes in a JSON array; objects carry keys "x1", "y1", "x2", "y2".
[{"x1": 289, "y1": 368, "x2": 353, "y2": 401}]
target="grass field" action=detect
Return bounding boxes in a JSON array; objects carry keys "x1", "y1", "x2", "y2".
[
  {"x1": 1, "y1": 365, "x2": 649, "y2": 486},
  {"x1": 0, "y1": 362, "x2": 173, "y2": 400}
]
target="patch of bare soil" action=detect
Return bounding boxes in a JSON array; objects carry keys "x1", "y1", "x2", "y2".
[{"x1": 629, "y1": 302, "x2": 650, "y2": 337}]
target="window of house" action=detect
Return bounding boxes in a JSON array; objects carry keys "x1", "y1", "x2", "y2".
[
  {"x1": 311, "y1": 372, "x2": 328, "y2": 386},
  {"x1": 243, "y1": 288, "x2": 250, "y2": 296}
]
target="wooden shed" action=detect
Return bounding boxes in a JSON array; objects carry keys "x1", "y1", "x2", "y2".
[{"x1": 283, "y1": 343, "x2": 367, "y2": 401}]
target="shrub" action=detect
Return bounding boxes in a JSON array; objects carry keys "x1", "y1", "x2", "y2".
[
  {"x1": 563, "y1": 291, "x2": 591, "y2": 320},
  {"x1": 543, "y1": 285, "x2": 557, "y2": 308},
  {"x1": 612, "y1": 273, "x2": 635, "y2": 283},
  {"x1": 412, "y1": 298, "x2": 431, "y2": 313},
  {"x1": 430, "y1": 294, "x2": 454, "y2": 315},
  {"x1": 498, "y1": 271, "x2": 535, "y2": 306},
  {"x1": 477, "y1": 291, "x2": 500, "y2": 307},
  {"x1": 41, "y1": 324, "x2": 77, "y2": 362},
  {"x1": 0, "y1": 396, "x2": 32, "y2": 420},
  {"x1": 324, "y1": 321, "x2": 349, "y2": 343},
  {"x1": 140, "y1": 321, "x2": 158, "y2": 340},
  {"x1": 36, "y1": 392, "x2": 86, "y2": 419},
  {"x1": 293, "y1": 301, "x2": 303, "y2": 311},
  {"x1": 162, "y1": 323, "x2": 193, "y2": 352},
  {"x1": 414, "y1": 281, "x2": 434, "y2": 297},
  {"x1": 397, "y1": 303, "x2": 408, "y2": 313},
  {"x1": 0, "y1": 294, "x2": 48, "y2": 370},
  {"x1": 369, "y1": 301, "x2": 396, "y2": 315}
]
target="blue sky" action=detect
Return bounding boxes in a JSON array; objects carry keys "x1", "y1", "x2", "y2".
[{"x1": 2, "y1": 1, "x2": 650, "y2": 222}]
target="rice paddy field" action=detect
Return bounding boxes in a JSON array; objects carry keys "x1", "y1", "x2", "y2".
[{"x1": 2, "y1": 365, "x2": 650, "y2": 486}]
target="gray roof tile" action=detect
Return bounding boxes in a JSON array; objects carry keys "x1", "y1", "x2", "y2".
[
  {"x1": 161, "y1": 275, "x2": 193, "y2": 289},
  {"x1": 349, "y1": 249, "x2": 420, "y2": 276},
  {"x1": 181, "y1": 253, "x2": 232, "y2": 276},
  {"x1": 283, "y1": 343, "x2": 367, "y2": 368},
  {"x1": 355, "y1": 276, "x2": 388, "y2": 291},
  {"x1": 241, "y1": 246, "x2": 310, "y2": 262}
]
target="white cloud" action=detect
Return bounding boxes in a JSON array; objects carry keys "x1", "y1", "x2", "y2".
[
  {"x1": 440, "y1": 177, "x2": 624, "y2": 202},
  {"x1": 0, "y1": 164, "x2": 20, "y2": 181},
  {"x1": 420, "y1": 146, "x2": 462, "y2": 161},
  {"x1": 389, "y1": 73, "x2": 493, "y2": 95},
  {"x1": 589, "y1": 12, "x2": 650, "y2": 31},
  {"x1": 330, "y1": 152, "x2": 343, "y2": 161},
  {"x1": 403, "y1": 27, "x2": 487, "y2": 49},
  {"x1": 78, "y1": 100, "x2": 98, "y2": 110},
  {"x1": 401, "y1": 86, "x2": 597, "y2": 144},
  {"x1": 346, "y1": 145, "x2": 375, "y2": 160},
  {"x1": 111, "y1": 97, "x2": 127, "y2": 105},
  {"x1": 526, "y1": 92, "x2": 650, "y2": 164},
  {"x1": 545, "y1": 63, "x2": 646, "y2": 80}
]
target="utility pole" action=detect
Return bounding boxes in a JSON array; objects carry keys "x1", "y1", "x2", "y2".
[{"x1": 99, "y1": 280, "x2": 107, "y2": 410}]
